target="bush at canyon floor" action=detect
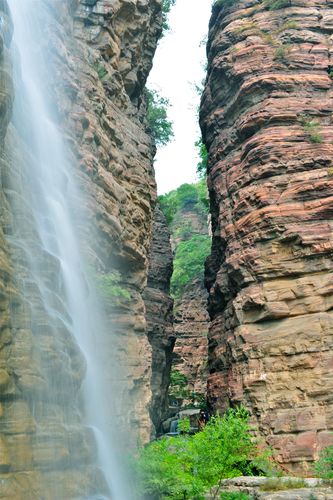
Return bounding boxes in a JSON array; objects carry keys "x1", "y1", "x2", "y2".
[{"x1": 134, "y1": 407, "x2": 266, "y2": 499}]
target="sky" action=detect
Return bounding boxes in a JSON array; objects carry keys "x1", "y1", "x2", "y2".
[{"x1": 148, "y1": 0, "x2": 212, "y2": 195}]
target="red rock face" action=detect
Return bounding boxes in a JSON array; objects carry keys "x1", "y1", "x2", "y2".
[
  {"x1": 173, "y1": 278, "x2": 209, "y2": 405},
  {"x1": 144, "y1": 205, "x2": 175, "y2": 435},
  {"x1": 201, "y1": 0, "x2": 333, "y2": 473}
]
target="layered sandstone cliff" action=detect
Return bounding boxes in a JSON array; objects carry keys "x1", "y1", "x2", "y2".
[
  {"x1": 0, "y1": 0, "x2": 169, "y2": 497},
  {"x1": 144, "y1": 205, "x2": 175, "y2": 433},
  {"x1": 201, "y1": 0, "x2": 333, "y2": 474},
  {"x1": 170, "y1": 199, "x2": 210, "y2": 407}
]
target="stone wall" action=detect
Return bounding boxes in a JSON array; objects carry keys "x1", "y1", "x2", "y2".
[{"x1": 201, "y1": 0, "x2": 333, "y2": 474}]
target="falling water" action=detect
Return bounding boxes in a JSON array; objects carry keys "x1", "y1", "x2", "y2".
[{"x1": 6, "y1": 1, "x2": 131, "y2": 498}]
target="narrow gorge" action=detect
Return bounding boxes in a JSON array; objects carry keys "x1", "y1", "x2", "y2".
[{"x1": 0, "y1": 0, "x2": 333, "y2": 499}]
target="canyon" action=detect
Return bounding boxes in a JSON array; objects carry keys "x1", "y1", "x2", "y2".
[{"x1": 0, "y1": 0, "x2": 333, "y2": 498}]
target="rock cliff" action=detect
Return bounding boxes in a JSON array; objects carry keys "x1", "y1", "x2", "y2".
[
  {"x1": 144, "y1": 205, "x2": 175, "y2": 434},
  {"x1": 0, "y1": 0, "x2": 172, "y2": 497},
  {"x1": 201, "y1": 0, "x2": 333, "y2": 474}
]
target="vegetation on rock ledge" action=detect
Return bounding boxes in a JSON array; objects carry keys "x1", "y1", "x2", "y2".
[
  {"x1": 146, "y1": 89, "x2": 174, "y2": 147},
  {"x1": 134, "y1": 407, "x2": 268, "y2": 499}
]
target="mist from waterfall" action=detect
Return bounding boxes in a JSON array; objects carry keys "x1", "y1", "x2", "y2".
[{"x1": 7, "y1": 1, "x2": 131, "y2": 498}]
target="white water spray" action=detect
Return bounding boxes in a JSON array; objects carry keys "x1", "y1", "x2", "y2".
[{"x1": 7, "y1": 1, "x2": 131, "y2": 498}]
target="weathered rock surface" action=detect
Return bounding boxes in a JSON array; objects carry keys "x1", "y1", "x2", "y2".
[
  {"x1": 172, "y1": 277, "x2": 209, "y2": 405},
  {"x1": 0, "y1": 0, "x2": 171, "y2": 497},
  {"x1": 214, "y1": 477, "x2": 333, "y2": 499},
  {"x1": 201, "y1": 0, "x2": 333, "y2": 473},
  {"x1": 169, "y1": 196, "x2": 210, "y2": 407},
  {"x1": 144, "y1": 205, "x2": 175, "y2": 434}
]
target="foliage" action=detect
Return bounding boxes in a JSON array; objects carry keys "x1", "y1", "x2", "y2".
[
  {"x1": 169, "y1": 370, "x2": 190, "y2": 400},
  {"x1": 158, "y1": 180, "x2": 209, "y2": 225},
  {"x1": 162, "y1": 0, "x2": 176, "y2": 33},
  {"x1": 214, "y1": 0, "x2": 235, "y2": 7},
  {"x1": 178, "y1": 417, "x2": 191, "y2": 434},
  {"x1": 135, "y1": 407, "x2": 264, "y2": 500},
  {"x1": 171, "y1": 234, "x2": 211, "y2": 298},
  {"x1": 274, "y1": 44, "x2": 291, "y2": 61},
  {"x1": 95, "y1": 271, "x2": 131, "y2": 302},
  {"x1": 93, "y1": 62, "x2": 107, "y2": 80},
  {"x1": 146, "y1": 89, "x2": 174, "y2": 147},
  {"x1": 263, "y1": 0, "x2": 291, "y2": 10},
  {"x1": 220, "y1": 493, "x2": 253, "y2": 500},
  {"x1": 195, "y1": 138, "x2": 208, "y2": 178},
  {"x1": 259, "y1": 478, "x2": 306, "y2": 491},
  {"x1": 300, "y1": 116, "x2": 323, "y2": 144},
  {"x1": 314, "y1": 445, "x2": 333, "y2": 479}
]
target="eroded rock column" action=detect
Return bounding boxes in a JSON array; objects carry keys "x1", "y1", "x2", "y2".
[{"x1": 201, "y1": 0, "x2": 333, "y2": 473}]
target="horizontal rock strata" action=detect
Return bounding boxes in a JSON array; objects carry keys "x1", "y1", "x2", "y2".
[
  {"x1": 0, "y1": 0, "x2": 167, "y2": 497},
  {"x1": 144, "y1": 205, "x2": 175, "y2": 435},
  {"x1": 201, "y1": 0, "x2": 333, "y2": 473}
]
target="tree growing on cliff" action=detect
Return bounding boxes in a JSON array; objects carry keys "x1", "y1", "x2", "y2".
[
  {"x1": 145, "y1": 89, "x2": 174, "y2": 147},
  {"x1": 134, "y1": 407, "x2": 264, "y2": 499},
  {"x1": 195, "y1": 138, "x2": 208, "y2": 179},
  {"x1": 162, "y1": 0, "x2": 176, "y2": 32}
]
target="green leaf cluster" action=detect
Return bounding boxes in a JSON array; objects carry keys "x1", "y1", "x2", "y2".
[
  {"x1": 171, "y1": 234, "x2": 211, "y2": 299},
  {"x1": 169, "y1": 370, "x2": 190, "y2": 400},
  {"x1": 263, "y1": 0, "x2": 291, "y2": 10},
  {"x1": 162, "y1": 0, "x2": 176, "y2": 33},
  {"x1": 300, "y1": 116, "x2": 323, "y2": 144},
  {"x1": 314, "y1": 445, "x2": 333, "y2": 479},
  {"x1": 146, "y1": 89, "x2": 174, "y2": 147},
  {"x1": 159, "y1": 180, "x2": 209, "y2": 226},
  {"x1": 135, "y1": 407, "x2": 264, "y2": 499},
  {"x1": 95, "y1": 271, "x2": 131, "y2": 302},
  {"x1": 195, "y1": 138, "x2": 208, "y2": 179},
  {"x1": 220, "y1": 493, "x2": 253, "y2": 500},
  {"x1": 213, "y1": 0, "x2": 235, "y2": 7}
]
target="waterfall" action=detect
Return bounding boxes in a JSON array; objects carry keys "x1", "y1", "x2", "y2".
[{"x1": 6, "y1": 1, "x2": 130, "y2": 498}]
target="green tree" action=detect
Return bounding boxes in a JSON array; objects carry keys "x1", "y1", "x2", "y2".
[
  {"x1": 162, "y1": 0, "x2": 176, "y2": 32},
  {"x1": 135, "y1": 407, "x2": 264, "y2": 499},
  {"x1": 158, "y1": 181, "x2": 209, "y2": 225},
  {"x1": 146, "y1": 89, "x2": 174, "y2": 146},
  {"x1": 195, "y1": 138, "x2": 208, "y2": 178},
  {"x1": 171, "y1": 234, "x2": 211, "y2": 298},
  {"x1": 314, "y1": 445, "x2": 333, "y2": 479}
]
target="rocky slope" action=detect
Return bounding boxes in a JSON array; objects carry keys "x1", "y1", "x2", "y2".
[
  {"x1": 201, "y1": 0, "x2": 333, "y2": 474},
  {"x1": 0, "y1": 0, "x2": 172, "y2": 497}
]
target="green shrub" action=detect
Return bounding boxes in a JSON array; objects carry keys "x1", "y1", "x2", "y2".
[
  {"x1": 220, "y1": 493, "x2": 253, "y2": 500},
  {"x1": 259, "y1": 478, "x2": 306, "y2": 491},
  {"x1": 169, "y1": 369, "x2": 190, "y2": 399},
  {"x1": 263, "y1": 0, "x2": 291, "y2": 10},
  {"x1": 314, "y1": 445, "x2": 333, "y2": 479},
  {"x1": 214, "y1": 0, "x2": 235, "y2": 7},
  {"x1": 95, "y1": 271, "x2": 131, "y2": 302},
  {"x1": 135, "y1": 407, "x2": 264, "y2": 500},
  {"x1": 93, "y1": 62, "x2": 107, "y2": 80},
  {"x1": 195, "y1": 138, "x2": 208, "y2": 178},
  {"x1": 300, "y1": 117, "x2": 323, "y2": 144},
  {"x1": 274, "y1": 44, "x2": 291, "y2": 61},
  {"x1": 159, "y1": 180, "x2": 208, "y2": 225},
  {"x1": 145, "y1": 89, "x2": 174, "y2": 146},
  {"x1": 171, "y1": 234, "x2": 211, "y2": 298},
  {"x1": 162, "y1": 0, "x2": 176, "y2": 33}
]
